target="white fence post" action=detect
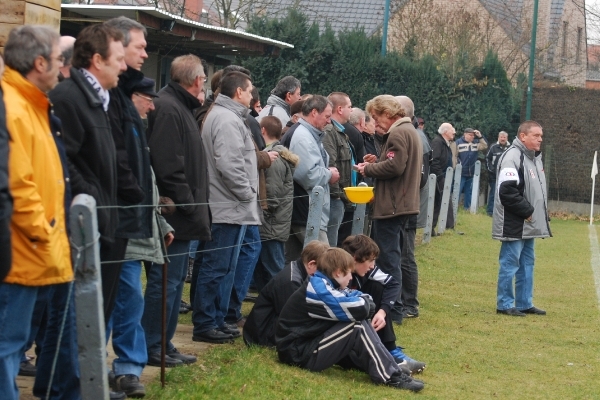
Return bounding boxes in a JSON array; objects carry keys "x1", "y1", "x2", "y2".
[
  {"x1": 304, "y1": 186, "x2": 324, "y2": 247},
  {"x1": 422, "y1": 174, "x2": 436, "y2": 244},
  {"x1": 470, "y1": 160, "x2": 481, "y2": 214},
  {"x1": 438, "y1": 167, "x2": 454, "y2": 235}
]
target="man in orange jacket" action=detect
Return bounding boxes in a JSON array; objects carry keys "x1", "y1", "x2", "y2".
[{"x1": 0, "y1": 26, "x2": 77, "y2": 400}]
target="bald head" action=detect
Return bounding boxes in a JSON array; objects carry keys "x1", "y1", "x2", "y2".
[
  {"x1": 59, "y1": 36, "x2": 76, "y2": 78},
  {"x1": 394, "y1": 95, "x2": 414, "y2": 118}
]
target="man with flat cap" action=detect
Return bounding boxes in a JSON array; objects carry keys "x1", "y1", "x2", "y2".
[
  {"x1": 131, "y1": 77, "x2": 158, "y2": 121},
  {"x1": 455, "y1": 127, "x2": 487, "y2": 210}
]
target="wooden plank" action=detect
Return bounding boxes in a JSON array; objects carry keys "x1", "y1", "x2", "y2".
[
  {"x1": 24, "y1": 2, "x2": 60, "y2": 28},
  {"x1": 27, "y1": 0, "x2": 61, "y2": 12},
  {"x1": 0, "y1": 23, "x2": 20, "y2": 48},
  {"x1": 0, "y1": 0, "x2": 25, "y2": 25}
]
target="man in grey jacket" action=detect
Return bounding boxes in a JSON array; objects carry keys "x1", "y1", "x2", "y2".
[
  {"x1": 193, "y1": 71, "x2": 260, "y2": 343},
  {"x1": 494, "y1": 120, "x2": 551, "y2": 317},
  {"x1": 256, "y1": 76, "x2": 302, "y2": 126}
]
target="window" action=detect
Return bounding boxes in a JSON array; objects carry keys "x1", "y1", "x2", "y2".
[
  {"x1": 576, "y1": 27, "x2": 583, "y2": 64},
  {"x1": 562, "y1": 21, "x2": 568, "y2": 59}
]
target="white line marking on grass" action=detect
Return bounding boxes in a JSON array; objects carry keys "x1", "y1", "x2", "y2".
[{"x1": 587, "y1": 225, "x2": 600, "y2": 308}]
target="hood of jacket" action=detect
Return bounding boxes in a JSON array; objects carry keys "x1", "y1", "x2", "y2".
[
  {"x1": 265, "y1": 94, "x2": 290, "y2": 116},
  {"x1": 214, "y1": 93, "x2": 250, "y2": 119}
]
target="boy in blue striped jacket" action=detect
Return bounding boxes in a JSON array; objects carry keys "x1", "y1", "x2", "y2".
[{"x1": 276, "y1": 248, "x2": 424, "y2": 392}]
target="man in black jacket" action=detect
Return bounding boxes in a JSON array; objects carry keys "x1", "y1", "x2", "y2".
[
  {"x1": 103, "y1": 17, "x2": 154, "y2": 397},
  {"x1": 142, "y1": 54, "x2": 211, "y2": 367},
  {"x1": 50, "y1": 24, "x2": 126, "y2": 326},
  {"x1": 430, "y1": 123, "x2": 456, "y2": 236},
  {"x1": 0, "y1": 56, "x2": 11, "y2": 282}
]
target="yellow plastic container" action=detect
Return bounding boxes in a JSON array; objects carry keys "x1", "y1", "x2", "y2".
[{"x1": 344, "y1": 186, "x2": 374, "y2": 204}]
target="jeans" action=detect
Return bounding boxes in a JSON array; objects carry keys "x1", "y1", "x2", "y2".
[
  {"x1": 226, "y1": 225, "x2": 261, "y2": 324},
  {"x1": 107, "y1": 260, "x2": 147, "y2": 377},
  {"x1": 254, "y1": 239, "x2": 285, "y2": 292},
  {"x1": 326, "y1": 198, "x2": 345, "y2": 247},
  {"x1": 190, "y1": 241, "x2": 205, "y2": 305},
  {"x1": 141, "y1": 239, "x2": 190, "y2": 354},
  {"x1": 400, "y1": 228, "x2": 419, "y2": 313},
  {"x1": 193, "y1": 224, "x2": 246, "y2": 335},
  {"x1": 189, "y1": 240, "x2": 199, "y2": 258},
  {"x1": 33, "y1": 282, "x2": 80, "y2": 400},
  {"x1": 0, "y1": 283, "x2": 38, "y2": 400},
  {"x1": 21, "y1": 285, "x2": 51, "y2": 363},
  {"x1": 459, "y1": 176, "x2": 473, "y2": 209},
  {"x1": 372, "y1": 215, "x2": 409, "y2": 319},
  {"x1": 496, "y1": 239, "x2": 535, "y2": 311},
  {"x1": 487, "y1": 178, "x2": 496, "y2": 215}
]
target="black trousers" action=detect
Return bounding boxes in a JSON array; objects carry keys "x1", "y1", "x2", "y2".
[
  {"x1": 303, "y1": 320, "x2": 399, "y2": 384},
  {"x1": 359, "y1": 280, "x2": 396, "y2": 350},
  {"x1": 100, "y1": 237, "x2": 128, "y2": 326}
]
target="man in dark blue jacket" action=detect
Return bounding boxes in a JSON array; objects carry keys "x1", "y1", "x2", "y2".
[{"x1": 456, "y1": 128, "x2": 488, "y2": 209}]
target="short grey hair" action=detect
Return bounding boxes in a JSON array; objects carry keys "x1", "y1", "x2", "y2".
[
  {"x1": 438, "y1": 122, "x2": 453, "y2": 135},
  {"x1": 394, "y1": 95, "x2": 414, "y2": 118},
  {"x1": 348, "y1": 108, "x2": 365, "y2": 126},
  {"x1": 171, "y1": 54, "x2": 204, "y2": 88},
  {"x1": 301, "y1": 95, "x2": 332, "y2": 116},
  {"x1": 4, "y1": 25, "x2": 59, "y2": 76},
  {"x1": 105, "y1": 16, "x2": 147, "y2": 46},
  {"x1": 272, "y1": 76, "x2": 301, "y2": 100},
  {"x1": 498, "y1": 131, "x2": 508, "y2": 137}
]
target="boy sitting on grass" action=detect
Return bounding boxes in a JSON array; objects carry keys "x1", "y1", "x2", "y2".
[
  {"x1": 276, "y1": 248, "x2": 424, "y2": 392},
  {"x1": 342, "y1": 235, "x2": 426, "y2": 374},
  {"x1": 243, "y1": 241, "x2": 329, "y2": 347}
]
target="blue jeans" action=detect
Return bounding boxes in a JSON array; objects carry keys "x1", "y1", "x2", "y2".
[
  {"x1": 226, "y1": 225, "x2": 261, "y2": 323},
  {"x1": 193, "y1": 224, "x2": 246, "y2": 334},
  {"x1": 326, "y1": 198, "x2": 345, "y2": 247},
  {"x1": 107, "y1": 260, "x2": 146, "y2": 377},
  {"x1": 497, "y1": 239, "x2": 535, "y2": 311},
  {"x1": 21, "y1": 285, "x2": 51, "y2": 363},
  {"x1": 0, "y1": 283, "x2": 37, "y2": 400},
  {"x1": 33, "y1": 282, "x2": 80, "y2": 400},
  {"x1": 141, "y1": 239, "x2": 190, "y2": 354},
  {"x1": 254, "y1": 239, "x2": 285, "y2": 292},
  {"x1": 459, "y1": 176, "x2": 473, "y2": 209},
  {"x1": 372, "y1": 215, "x2": 408, "y2": 319},
  {"x1": 487, "y1": 178, "x2": 496, "y2": 215}
]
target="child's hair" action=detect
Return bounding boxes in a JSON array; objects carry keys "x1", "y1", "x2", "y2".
[
  {"x1": 260, "y1": 116, "x2": 283, "y2": 140},
  {"x1": 342, "y1": 235, "x2": 379, "y2": 262},
  {"x1": 317, "y1": 248, "x2": 354, "y2": 277},
  {"x1": 301, "y1": 241, "x2": 330, "y2": 265}
]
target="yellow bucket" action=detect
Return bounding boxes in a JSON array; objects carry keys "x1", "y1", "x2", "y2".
[{"x1": 344, "y1": 186, "x2": 374, "y2": 204}]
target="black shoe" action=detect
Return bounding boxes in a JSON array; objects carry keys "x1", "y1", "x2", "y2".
[
  {"x1": 109, "y1": 391, "x2": 127, "y2": 400},
  {"x1": 179, "y1": 300, "x2": 191, "y2": 314},
  {"x1": 521, "y1": 306, "x2": 546, "y2": 315},
  {"x1": 193, "y1": 329, "x2": 234, "y2": 344},
  {"x1": 385, "y1": 371, "x2": 424, "y2": 392},
  {"x1": 18, "y1": 360, "x2": 36, "y2": 377},
  {"x1": 114, "y1": 374, "x2": 146, "y2": 398},
  {"x1": 402, "y1": 309, "x2": 419, "y2": 319},
  {"x1": 496, "y1": 307, "x2": 526, "y2": 317},
  {"x1": 167, "y1": 348, "x2": 197, "y2": 364},
  {"x1": 146, "y1": 352, "x2": 184, "y2": 368},
  {"x1": 219, "y1": 323, "x2": 241, "y2": 338}
]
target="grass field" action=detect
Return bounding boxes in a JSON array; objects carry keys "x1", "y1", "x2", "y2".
[{"x1": 146, "y1": 211, "x2": 600, "y2": 399}]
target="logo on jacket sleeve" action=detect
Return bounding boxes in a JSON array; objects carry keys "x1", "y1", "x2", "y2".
[
  {"x1": 386, "y1": 151, "x2": 395, "y2": 160},
  {"x1": 498, "y1": 167, "x2": 519, "y2": 186}
]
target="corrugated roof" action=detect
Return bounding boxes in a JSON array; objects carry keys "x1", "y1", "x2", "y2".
[{"x1": 61, "y1": 4, "x2": 294, "y2": 49}]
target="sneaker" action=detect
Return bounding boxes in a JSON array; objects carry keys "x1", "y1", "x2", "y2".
[
  {"x1": 114, "y1": 374, "x2": 145, "y2": 398},
  {"x1": 167, "y1": 348, "x2": 197, "y2": 364},
  {"x1": 18, "y1": 360, "x2": 36, "y2": 377},
  {"x1": 402, "y1": 309, "x2": 419, "y2": 319},
  {"x1": 179, "y1": 300, "x2": 191, "y2": 314},
  {"x1": 390, "y1": 347, "x2": 426, "y2": 374},
  {"x1": 385, "y1": 371, "x2": 424, "y2": 392}
]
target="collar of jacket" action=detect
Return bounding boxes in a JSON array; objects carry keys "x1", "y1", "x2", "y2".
[
  {"x1": 314, "y1": 271, "x2": 341, "y2": 289},
  {"x1": 69, "y1": 67, "x2": 103, "y2": 108},
  {"x1": 387, "y1": 116, "x2": 412, "y2": 133},
  {"x1": 117, "y1": 66, "x2": 144, "y2": 97},
  {"x1": 2, "y1": 67, "x2": 49, "y2": 111},
  {"x1": 298, "y1": 118, "x2": 325, "y2": 142},
  {"x1": 214, "y1": 93, "x2": 250, "y2": 118},
  {"x1": 167, "y1": 81, "x2": 202, "y2": 111},
  {"x1": 265, "y1": 94, "x2": 291, "y2": 116},
  {"x1": 513, "y1": 137, "x2": 540, "y2": 159},
  {"x1": 293, "y1": 257, "x2": 309, "y2": 281}
]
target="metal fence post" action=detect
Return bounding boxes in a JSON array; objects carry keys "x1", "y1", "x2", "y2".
[
  {"x1": 470, "y1": 161, "x2": 481, "y2": 214},
  {"x1": 304, "y1": 186, "x2": 324, "y2": 247},
  {"x1": 351, "y1": 182, "x2": 369, "y2": 235},
  {"x1": 438, "y1": 167, "x2": 453, "y2": 234},
  {"x1": 452, "y1": 164, "x2": 462, "y2": 224},
  {"x1": 422, "y1": 174, "x2": 437, "y2": 243},
  {"x1": 70, "y1": 194, "x2": 109, "y2": 400}
]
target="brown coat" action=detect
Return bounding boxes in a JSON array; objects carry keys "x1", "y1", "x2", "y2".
[{"x1": 364, "y1": 117, "x2": 423, "y2": 219}]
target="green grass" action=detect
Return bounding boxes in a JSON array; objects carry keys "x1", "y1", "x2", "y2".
[{"x1": 146, "y1": 211, "x2": 600, "y2": 399}]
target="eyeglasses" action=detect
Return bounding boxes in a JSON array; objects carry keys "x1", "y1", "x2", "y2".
[
  {"x1": 198, "y1": 75, "x2": 208, "y2": 83},
  {"x1": 134, "y1": 93, "x2": 154, "y2": 102}
]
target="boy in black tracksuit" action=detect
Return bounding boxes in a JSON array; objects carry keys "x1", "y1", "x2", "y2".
[
  {"x1": 276, "y1": 248, "x2": 424, "y2": 392},
  {"x1": 342, "y1": 234, "x2": 426, "y2": 374}
]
